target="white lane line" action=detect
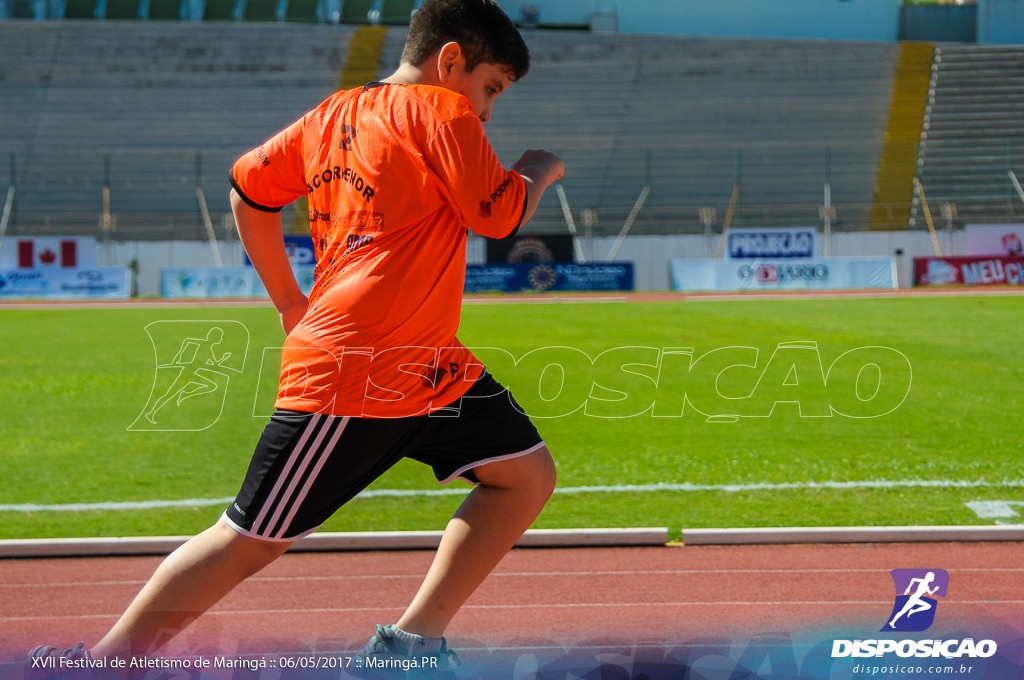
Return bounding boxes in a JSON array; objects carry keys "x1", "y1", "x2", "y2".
[
  {"x1": 7, "y1": 600, "x2": 1024, "y2": 623},
  {"x1": 5, "y1": 567, "x2": 1024, "y2": 589},
  {"x1": 5, "y1": 478, "x2": 1024, "y2": 513}
]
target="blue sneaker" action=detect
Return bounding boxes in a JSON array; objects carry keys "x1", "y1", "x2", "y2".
[
  {"x1": 25, "y1": 643, "x2": 92, "y2": 680},
  {"x1": 360, "y1": 625, "x2": 460, "y2": 677}
]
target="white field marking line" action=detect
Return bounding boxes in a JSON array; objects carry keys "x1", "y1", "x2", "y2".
[
  {"x1": 6, "y1": 478, "x2": 1024, "y2": 513},
  {"x1": 4, "y1": 285, "x2": 1022, "y2": 312},
  {"x1": 0, "y1": 296, "x2": 629, "y2": 311},
  {"x1": 679, "y1": 288, "x2": 1024, "y2": 302},
  {"x1": 9, "y1": 600, "x2": 1024, "y2": 623},
  {"x1": 462, "y1": 296, "x2": 629, "y2": 305},
  {"x1": 6, "y1": 567, "x2": 1024, "y2": 590},
  {"x1": 1, "y1": 496, "x2": 237, "y2": 512},
  {"x1": 9, "y1": 478, "x2": 1024, "y2": 512}
]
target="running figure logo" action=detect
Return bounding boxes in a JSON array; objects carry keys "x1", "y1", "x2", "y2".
[
  {"x1": 881, "y1": 568, "x2": 950, "y2": 632},
  {"x1": 129, "y1": 321, "x2": 249, "y2": 431}
]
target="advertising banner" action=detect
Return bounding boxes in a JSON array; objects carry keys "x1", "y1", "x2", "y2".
[
  {"x1": 963, "y1": 224, "x2": 1024, "y2": 256},
  {"x1": 671, "y1": 257, "x2": 896, "y2": 292},
  {"x1": 161, "y1": 267, "x2": 316, "y2": 298},
  {"x1": 0, "y1": 236, "x2": 98, "y2": 270},
  {"x1": 725, "y1": 227, "x2": 818, "y2": 260},
  {"x1": 243, "y1": 235, "x2": 316, "y2": 267},
  {"x1": 486, "y1": 234, "x2": 576, "y2": 263},
  {"x1": 0, "y1": 267, "x2": 130, "y2": 299},
  {"x1": 465, "y1": 262, "x2": 634, "y2": 293},
  {"x1": 914, "y1": 255, "x2": 1024, "y2": 287}
]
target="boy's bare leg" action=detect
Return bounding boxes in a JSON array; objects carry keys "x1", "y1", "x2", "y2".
[
  {"x1": 92, "y1": 521, "x2": 292, "y2": 659},
  {"x1": 395, "y1": 446, "x2": 557, "y2": 639}
]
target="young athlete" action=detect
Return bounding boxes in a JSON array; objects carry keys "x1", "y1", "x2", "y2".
[{"x1": 29, "y1": 0, "x2": 563, "y2": 671}]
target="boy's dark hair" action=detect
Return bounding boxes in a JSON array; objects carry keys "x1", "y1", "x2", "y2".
[{"x1": 402, "y1": 0, "x2": 530, "y2": 81}]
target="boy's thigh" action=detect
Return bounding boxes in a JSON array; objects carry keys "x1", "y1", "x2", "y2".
[
  {"x1": 224, "y1": 373, "x2": 543, "y2": 540},
  {"x1": 410, "y1": 373, "x2": 545, "y2": 485},
  {"x1": 224, "y1": 410, "x2": 420, "y2": 541}
]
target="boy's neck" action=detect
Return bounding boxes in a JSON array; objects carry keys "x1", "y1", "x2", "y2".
[{"x1": 382, "y1": 62, "x2": 441, "y2": 87}]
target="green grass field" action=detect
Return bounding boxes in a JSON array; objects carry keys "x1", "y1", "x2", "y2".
[{"x1": 1, "y1": 293, "x2": 1022, "y2": 539}]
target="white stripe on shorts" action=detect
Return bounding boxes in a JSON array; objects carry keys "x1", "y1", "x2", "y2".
[
  {"x1": 250, "y1": 413, "x2": 322, "y2": 536},
  {"x1": 250, "y1": 413, "x2": 347, "y2": 538},
  {"x1": 274, "y1": 416, "x2": 349, "y2": 537}
]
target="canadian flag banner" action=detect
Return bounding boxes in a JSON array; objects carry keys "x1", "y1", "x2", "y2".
[{"x1": 0, "y1": 237, "x2": 97, "y2": 270}]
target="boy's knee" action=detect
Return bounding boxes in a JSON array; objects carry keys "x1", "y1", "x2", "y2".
[
  {"x1": 213, "y1": 520, "x2": 293, "y2": 566},
  {"x1": 513, "y1": 447, "x2": 556, "y2": 505},
  {"x1": 533, "y1": 447, "x2": 557, "y2": 498},
  {"x1": 474, "y1": 446, "x2": 556, "y2": 501}
]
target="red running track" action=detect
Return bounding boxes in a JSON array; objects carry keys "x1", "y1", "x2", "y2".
[{"x1": 2, "y1": 542, "x2": 1023, "y2": 663}]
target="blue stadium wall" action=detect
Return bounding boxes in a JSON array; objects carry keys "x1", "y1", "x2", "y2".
[
  {"x1": 495, "y1": 0, "x2": 1024, "y2": 45},
  {"x1": 977, "y1": 0, "x2": 1024, "y2": 44},
  {"x1": 2, "y1": 0, "x2": 1022, "y2": 44}
]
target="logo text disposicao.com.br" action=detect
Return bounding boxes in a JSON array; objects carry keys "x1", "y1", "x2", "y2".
[
  {"x1": 831, "y1": 638, "x2": 998, "y2": 660},
  {"x1": 831, "y1": 569, "x2": 998, "y2": 667}
]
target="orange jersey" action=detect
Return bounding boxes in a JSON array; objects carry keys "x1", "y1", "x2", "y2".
[{"x1": 231, "y1": 83, "x2": 527, "y2": 417}]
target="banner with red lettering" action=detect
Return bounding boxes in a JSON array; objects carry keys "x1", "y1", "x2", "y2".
[{"x1": 914, "y1": 255, "x2": 1024, "y2": 287}]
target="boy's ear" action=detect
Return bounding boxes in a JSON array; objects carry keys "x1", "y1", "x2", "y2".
[{"x1": 436, "y1": 41, "x2": 464, "y2": 83}]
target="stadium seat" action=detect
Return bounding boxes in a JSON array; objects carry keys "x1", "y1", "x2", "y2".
[
  {"x1": 913, "y1": 44, "x2": 1024, "y2": 226},
  {"x1": 147, "y1": 0, "x2": 182, "y2": 20},
  {"x1": 10, "y1": 0, "x2": 35, "y2": 18},
  {"x1": 105, "y1": 0, "x2": 142, "y2": 19},
  {"x1": 63, "y1": 0, "x2": 98, "y2": 18},
  {"x1": 201, "y1": 0, "x2": 235, "y2": 20},
  {"x1": 340, "y1": 0, "x2": 371, "y2": 23},
  {"x1": 16, "y1": 21, "x2": 1023, "y2": 237},
  {"x1": 242, "y1": 0, "x2": 279, "y2": 21},
  {"x1": 378, "y1": 0, "x2": 412, "y2": 24},
  {"x1": 283, "y1": 0, "x2": 318, "y2": 22}
]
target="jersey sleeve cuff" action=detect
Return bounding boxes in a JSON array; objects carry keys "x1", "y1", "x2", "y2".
[
  {"x1": 498, "y1": 172, "x2": 528, "y2": 240},
  {"x1": 501, "y1": 190, "x2": 528, "y2": 240},
  {"x1": 230, "y1": 175, "x2": 284, "y2": 213}
]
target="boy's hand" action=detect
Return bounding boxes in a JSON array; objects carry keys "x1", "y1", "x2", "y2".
[
  {"x1": 512, "y1": 150, "x2": 564, "y2": 226},
  {"x1": 512, "y1": 149, "x2": 564, "y2": 186},
  {"x1": 278, "y1": 294, "x2": 309, "y2": 336}
]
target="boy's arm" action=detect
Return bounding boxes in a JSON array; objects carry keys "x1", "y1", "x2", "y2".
[
  {"x1": 231, "y1": 189, "x2": 308, "y2": 335},
  {"x1": 512, "y1": 150, "x2": 565, "y2": 227}
]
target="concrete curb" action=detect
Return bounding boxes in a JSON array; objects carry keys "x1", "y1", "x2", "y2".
[
  {"x1": 3, "y1": 525, "x2": 1021, "y2": 558},
  {"x1": 0, "y1": 528, "x2": 671, "y2": 558},
  {"x1": 682, "y1": 524, "x2": 1024, "y2": 545}
]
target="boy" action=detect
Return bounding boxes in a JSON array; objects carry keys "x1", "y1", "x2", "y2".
[{"x1": 30, "y1": 0, "x2": 563, "y2": 670}]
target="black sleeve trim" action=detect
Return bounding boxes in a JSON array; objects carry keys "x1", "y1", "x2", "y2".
[
  {"x1": 229, "y1": 175, "x2": 284, "y2": 214},
  {"x1": 500, "y1": 187, "x2": 529, "y2": 241}
]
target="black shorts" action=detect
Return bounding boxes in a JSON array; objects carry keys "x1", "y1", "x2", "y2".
[{"x1": 222, "y1": 373, "x2": 544, "y2": 541}]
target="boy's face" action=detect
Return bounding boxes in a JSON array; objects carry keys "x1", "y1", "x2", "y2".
[{"x1": 441, "y1": 52, "x2": 514, "y2": 123}]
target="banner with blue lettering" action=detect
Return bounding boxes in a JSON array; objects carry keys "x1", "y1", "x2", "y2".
[
  {"x1": 465, "y1": 262, "x2": 634, "y2": 293},
  {"x1": 243, "y1": 236, "x2": 315, "y2": 268},
  {"x1": 161, "y1": 267, "x2": 315, "y2": 298},
  {"x1": 0, "y1": 267, "x2": 131, "y2": 299},
  {"x1": 726, "y1": 227, "x2": 818, "y2": 259},
  {"x1": 671, "y1": 258, "x2": 896, "y2": 292}
]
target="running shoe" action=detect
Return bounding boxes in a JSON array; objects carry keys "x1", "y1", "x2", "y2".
[
  {"x1": 25, "y1": 643, "x2": 92, "y2": 680},
  {"x1": 359, "y1": 624, "x2": 460, "y2": 677}
]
